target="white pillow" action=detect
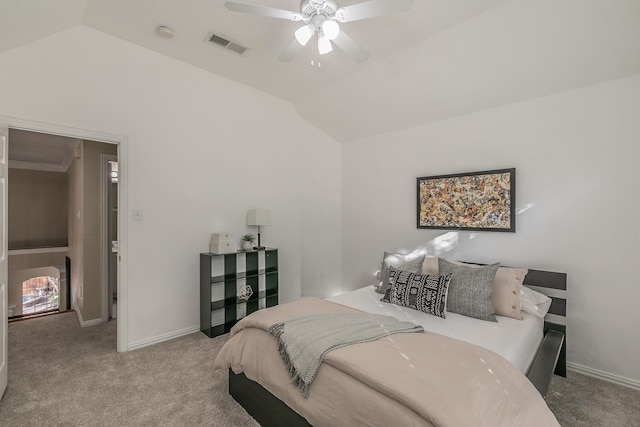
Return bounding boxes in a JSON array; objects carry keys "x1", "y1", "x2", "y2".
[{"x1": 520, "y1": 286, "x2": 552, "y2": 318}]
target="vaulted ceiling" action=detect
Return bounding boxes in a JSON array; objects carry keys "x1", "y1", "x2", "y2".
[{"x1": 2, "y1": 0, "x2": 640, "y2": 142}]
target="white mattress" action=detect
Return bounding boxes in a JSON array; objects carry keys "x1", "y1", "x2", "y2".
[{"x1": 327, "y1": 285, "x2": 543, "y2": 373}]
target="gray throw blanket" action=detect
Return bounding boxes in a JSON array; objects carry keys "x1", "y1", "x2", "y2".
[{"x1": 268, "y1": 313, "x2": 424, "y2": 397}]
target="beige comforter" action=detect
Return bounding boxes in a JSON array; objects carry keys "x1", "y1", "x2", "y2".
[{"x1": 213, "y1": 297, "x2": 560, "y2": 427}]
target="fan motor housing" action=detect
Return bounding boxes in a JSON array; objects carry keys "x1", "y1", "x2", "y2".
[{"x1": 301, "y1": 0, "x2": 338, "y2": 17}]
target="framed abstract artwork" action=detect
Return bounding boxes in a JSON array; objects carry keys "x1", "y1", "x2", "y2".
[{"x1": 417, "y1": 168, "x2": 516, "y2": 232}]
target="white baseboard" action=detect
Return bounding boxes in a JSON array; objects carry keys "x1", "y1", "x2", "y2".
[
  {"x1": 127, "y1": 325, "x2": 200, "y2": 351},
  {"x1": 567, "y1": 362, "x2": 640, "y2": 391},
  {"x1": 75, "y1": 307, "x2": 103, "y2": 328}
]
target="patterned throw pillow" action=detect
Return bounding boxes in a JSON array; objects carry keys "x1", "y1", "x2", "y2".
[
  {"x1": 438, "y1": 258, "x2": 500, "y2": 322},
  {"x1": 375, "y1": 252, "x2": 426, "y2": 295},
  {"x1": 381, "y1": 267, "x2": 452, "y2": 318}
]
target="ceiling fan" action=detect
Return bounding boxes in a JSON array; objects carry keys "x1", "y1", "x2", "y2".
[{"x1": 225, "y1": 0, "x2": 413, "y2": 63}]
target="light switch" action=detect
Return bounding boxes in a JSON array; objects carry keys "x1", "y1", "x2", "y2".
[{"x1": 133, "y1": 209, "x2": 143, "y2": 221}]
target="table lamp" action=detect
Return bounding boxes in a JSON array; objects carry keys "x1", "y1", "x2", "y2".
[{"x1": 246, "y1": 209, "x2": 270, "y2": 249}]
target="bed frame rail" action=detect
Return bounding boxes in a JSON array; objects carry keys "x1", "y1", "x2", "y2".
[
  {"x1": 229, "y1": 369, "x2": 311, "y2": 427},
  {"x1": 522, "y1": 268, "x2": 567, "y2": 382},
  {"x1": 526, "y1": 329, "x2": 565, "y2": 396}
]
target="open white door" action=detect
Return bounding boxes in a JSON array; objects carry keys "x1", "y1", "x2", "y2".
[{"x1": 0, "y1": 123, "x2": 8, "y2": 399}]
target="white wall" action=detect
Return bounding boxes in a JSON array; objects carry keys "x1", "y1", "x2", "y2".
[
  {"x1": 0, "y1": 26, "x2": 342, "y2": 347},
  {"x1": 343, "y1": 74, "x2": 640, "y2": 386}
]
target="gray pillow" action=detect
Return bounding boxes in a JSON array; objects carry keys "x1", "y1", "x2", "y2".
[
  {"x1": 438, "y1": 258, "x2": 500, "y2": 322},
  {"x1": 375, "y1": 252, "x2": 425, "y2": 294}
]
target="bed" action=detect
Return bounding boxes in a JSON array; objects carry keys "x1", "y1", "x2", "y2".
[{"x1": 213, "y1": 258, "x2": 567, "y2": 427}]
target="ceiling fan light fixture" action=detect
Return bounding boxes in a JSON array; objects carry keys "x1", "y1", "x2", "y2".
[
  {"x1": 295, "y1": 24, "x2": 314, "y2": 46},
  {"x1": 321, "y1": 19, "x2": 340, "y2": 40},
  {"x1": 225, "y1": 0, "x2": 410, "y2": 63},
  {"x1": 318, "y1": 35, "x2": 333, "y2": 55}
]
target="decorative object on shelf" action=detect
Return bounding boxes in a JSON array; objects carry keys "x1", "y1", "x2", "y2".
[
  {"x1": 238, "y1": 284, "x2": 253, "y2": 301},
  {"x1": 417, "y1": 168, "x2": 516, "y2": 232},
  {"x1": 210, "y1": 232, "x2": 237, "y2": 253},
  {"x1": 240, "y1": 234, "x2": 255, "y2": 251},
  {"x1": 246, "y1": 209, "x2": 271, "y2": 249}
]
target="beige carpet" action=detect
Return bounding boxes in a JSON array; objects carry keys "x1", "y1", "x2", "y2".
[
  {"x1": 547, "y1": 370, "x2": 640, "y2": 426},
  {"x1": 1, "y1": 312, "x2": 639, "y2": 426},
  {"x1": 0, "y1": 312, "x2": 258, "y2": 427}
]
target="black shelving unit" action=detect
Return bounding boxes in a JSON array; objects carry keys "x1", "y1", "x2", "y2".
[{"x1": 200, "y1": 248, "x2": 278, "y2": 338}]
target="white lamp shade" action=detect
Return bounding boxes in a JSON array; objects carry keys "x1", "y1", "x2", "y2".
[
  {"x1": 321, "y1": 20, "x2": 339, "y2": 40},
  {"x1": 318, "y1": 35, "x2": 333, "y2": 55},
  {"x1": 295, "y1": 24, "x2": 314, "y2": 46},
  {"x1": 246, "y1": 209, "x2": 271, "y2": 226}
]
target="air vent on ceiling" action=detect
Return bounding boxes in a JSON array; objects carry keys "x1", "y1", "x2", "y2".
[{"x1": 206, "y1": 32, "x2": 248, "y2": 56}]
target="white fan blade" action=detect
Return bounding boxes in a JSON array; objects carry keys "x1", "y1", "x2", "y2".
[
  {"x1": 279, "y1": 39, "x2": 305, "y2": 62},
  {"x1": 332, "y1": 31, "x2": 370, "y2": 62},
  {"x1": 336, "y1": 0, "x2": 413, "y2": 23},
  {"x1": 225, "y1": 1, "x2": 303, "y2": 21}
]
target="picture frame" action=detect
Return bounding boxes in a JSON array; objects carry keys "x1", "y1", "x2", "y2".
[{"x1": 417, "y1": 168, "x2": 515, "y2": 232}]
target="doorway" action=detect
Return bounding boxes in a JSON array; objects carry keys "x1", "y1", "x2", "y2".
[
  {"x1": 1, "y1": 115, "x2": 129, "y2": 352},
  {"x1": 8, "y1": 131, "x2": 117, "y2": 328}
]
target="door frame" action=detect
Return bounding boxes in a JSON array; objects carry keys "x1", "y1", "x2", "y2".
[
  {"x1": 101, "y1": 154, "x2": 118, "y2": 323},
  {"x1": 0, "y1": 123, "x2": 8, "y2": 398},
  {"x1": 0, "y1": 115, "x2": 129, "y2": 352}
]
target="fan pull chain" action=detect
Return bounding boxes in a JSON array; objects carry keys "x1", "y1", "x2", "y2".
[{"x1": 310, "y1": 34, "x2": 321, "y2": 69}]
